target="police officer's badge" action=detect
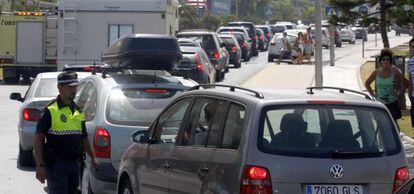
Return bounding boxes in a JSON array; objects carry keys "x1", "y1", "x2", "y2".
[{"x1": 60, "y1": 114, "x2": 67, "y2": 122}]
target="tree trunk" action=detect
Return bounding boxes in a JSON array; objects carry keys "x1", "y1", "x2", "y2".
[{"x1": 379, "y1": 0, "x2": 389, "y2": 48}]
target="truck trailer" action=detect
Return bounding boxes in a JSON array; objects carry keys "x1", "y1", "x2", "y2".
[{"x1": 0, "y1": 12, "x2": 57, "y2": 83}]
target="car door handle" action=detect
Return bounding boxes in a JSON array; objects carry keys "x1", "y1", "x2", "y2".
[
  {"x1": 199, "y1": 167, "x2": 209, "y2": 173},
  {"x1": 162, "y1": 163, "x2": 170, "y2": 169}
]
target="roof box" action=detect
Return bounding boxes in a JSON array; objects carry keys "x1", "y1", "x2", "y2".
[{"x1": 101, "y1": 34, "x2": 182, "y2": 71}]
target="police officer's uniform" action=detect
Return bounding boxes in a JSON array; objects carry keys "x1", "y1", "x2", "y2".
[{"x1": 36, "y1": 72, "x2": 87, "y2": 194}]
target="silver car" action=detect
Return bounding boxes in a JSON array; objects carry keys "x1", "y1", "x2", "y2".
[
  {"x1": 10, "y1": 72, "x2": 89, "y2": 166},
  {"x1": 340, "y1": 26, "x2": 356, "y2": 44},
  {"x1": 118, "y1": 85, "x2": 408, "y2": 194},
  {"x1": 76, "y1": 70, "x2": 197, "y2": 194}
]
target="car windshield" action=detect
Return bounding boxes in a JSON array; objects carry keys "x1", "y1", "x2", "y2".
[
  {"x1": 259, "y1": 105, "x2": 399, "y2": 158},
  {"x1": 34, "y1": 78, "x2": 59, "y2": 97},
  {"x1": 106, "y1": 88, "x2": 182, "y2": 126}
]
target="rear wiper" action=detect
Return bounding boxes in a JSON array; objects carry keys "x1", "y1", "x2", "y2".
[{"x1": 329, "y1": 149, "x2": 385, "y2": 158}]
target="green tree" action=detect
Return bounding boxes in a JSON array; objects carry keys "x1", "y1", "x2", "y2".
[{"x1": 330, "y1": 0, "x2": 414, "y2": 48}]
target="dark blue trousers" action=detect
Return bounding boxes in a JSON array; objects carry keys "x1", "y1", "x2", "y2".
[{"x1": 46, "y1": 159, "x2": 80, "y2": 194}]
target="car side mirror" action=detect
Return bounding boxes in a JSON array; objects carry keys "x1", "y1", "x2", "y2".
[
  {"x1": 132, "y1": 130, "x2": 149, "y2": 143},
  {"x1": 10, "y1": 93, "x2": 23, "y2": 102},
  {"x1": 248, "y1": 39, "x2": 252, "y2": 43}
]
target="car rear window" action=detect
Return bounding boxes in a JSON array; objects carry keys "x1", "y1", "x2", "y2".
[
  {"x1": 220, "y1": 37, "x2": 236, "y2": 45},
  {"x1": 272, "y1": 26, "x2": 285, "y2": 33},
  {"x1": 228, "y1": 23, "x2": 254, "y2": 36},
  {"x1": 219, "y1": 29, "x2": 244, "y2": 35},
  {"x1": 177, "y1": 34, "x2": 217, "y2": 51},
  {"x1": 106, "y1": 88, "x2": 182, "y2": 126},
  {"x1": 34, "y1": 78, "x2": 59, "y2": 97},
  {"x1": 258, "y1": 105, "x2": 399, "y2": 158}
]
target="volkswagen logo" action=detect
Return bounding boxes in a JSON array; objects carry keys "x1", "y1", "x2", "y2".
[{"x1": 330, "y1": 164, "x2": 344, "y2": 179}]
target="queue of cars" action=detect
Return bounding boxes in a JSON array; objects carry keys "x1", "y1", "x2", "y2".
[{"x1": 9, "y1": 22, "x2": 412, "y2": 194}]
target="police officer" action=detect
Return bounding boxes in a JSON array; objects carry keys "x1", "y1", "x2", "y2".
[{"x1": 33, "y1": 71, "x2": 98, "y2": 194}]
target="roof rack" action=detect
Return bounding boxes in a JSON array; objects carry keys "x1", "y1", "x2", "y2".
[
  {"x1": 189, "y1": 84, "x2": 264, "y2": 99},
  {"x1": 306, "y1": 86, "x2": 374, "y2": 101}
]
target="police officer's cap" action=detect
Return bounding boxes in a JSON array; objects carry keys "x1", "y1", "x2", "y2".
[{"x1": 58, "y1": 71, "x2": 80, "y2": 86}]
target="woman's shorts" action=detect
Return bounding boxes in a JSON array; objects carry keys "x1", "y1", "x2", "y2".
[
  {"x1": 303, "y1": 45, "x2": 312, "y2": 55},
  {"x1": 385, "y1": 99, "x2": 402, "y2": 120}
]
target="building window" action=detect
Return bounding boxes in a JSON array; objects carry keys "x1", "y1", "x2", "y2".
[{"x1": 108, "y1": 24, "x2": 133, "y2": 46}]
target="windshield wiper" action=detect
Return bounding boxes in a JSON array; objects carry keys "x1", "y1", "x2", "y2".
[{"x1": 329, "y1": 149, "x2": 385, "y2": 158}]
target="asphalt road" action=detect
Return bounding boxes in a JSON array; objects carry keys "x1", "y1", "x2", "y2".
[{"x1": 0, "y1": 33, "x2": 412, "y2": 193}]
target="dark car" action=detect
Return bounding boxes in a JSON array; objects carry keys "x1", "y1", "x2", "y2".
[
  {"x1": 228, "y1": 21, "x2": 259, "y2": 56},
  {"x1": 219, "y1": 31, "x2": 251, "y2": 62},
  {"x1": 395, "y1": 26, "x2": 413, "y2": 36},
  {"x1": 256, "y1": 28, "x2": 268, "y2": 51},
  {"x1": 256, "y1": 25, "x2": 273, "y2": 44},
  {"x1": 173, "y1": 46, "x2": 216, "y2": 84},
  {"x1": 177, "y1": 30, "x2": 229, "y2": 82},
  {"x1": 219, "y1": 34, "x2": 242, "y2": 68}
]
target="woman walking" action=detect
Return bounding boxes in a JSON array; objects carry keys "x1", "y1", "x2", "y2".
[
  {"x1": 365, "y1": 49, "x2": 409, "y2": 124},
  {"x1": 293, "y1": 32, "x2": 304, "y2": 64}
]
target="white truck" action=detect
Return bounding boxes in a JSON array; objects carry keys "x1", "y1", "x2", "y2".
[{"x1": 57, "y1": 0, "x2": 179, "y2": 70}]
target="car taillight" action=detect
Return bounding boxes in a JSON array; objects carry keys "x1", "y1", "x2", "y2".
[
  {"x1": 144, "y1": 89, "x2": 169, "y2": 93},
  {"x1": 393, "y1": 167, "x2": 409, "y2": 192},
  {"x1": 46, "y1": 59, "x2": 57, "y2": 64},
  {"x1": 242, "y1": 42, "x2": 248, "y2": 47},
  {"x1": 23, "y1": 108, "x2": 40, "y2": 121},
  {"x1": 231, "y1": 46, "x2": 237, "y2": 53},
  {"x1": 195, "y1": 53, "x2": 203, "y2": 71},
  {"x1": 214, "y1": 52, "x2": 220, "y2": 60},
  {"x1": 240, "y1": 166, "x2": 272, "y2": 194},
  {"x1": 94, "y1": 127, "x2": 111, "y2": 158},
  {"x1": 267, "y1": 32, "x2": 271, "y2": 37},
  {"x1": 260, "y1": 36, "x2": 264, "y2": 41},
  {"x1": 83, "y1": 67, "x2": 95, "y2": 71}
]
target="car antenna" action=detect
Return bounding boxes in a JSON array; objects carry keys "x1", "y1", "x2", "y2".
[
  {"x1": 152, "y1": 70, "x2": 157, "y2": 86},
  {"x1": 92, "y1": 61, "x2": 97, "y2": 75}
]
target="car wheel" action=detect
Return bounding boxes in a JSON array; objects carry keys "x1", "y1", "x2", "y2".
[
  {"x1": 236, "y1": 60, "x2": 241, "y2": 68},
  {"x1": 19, "y1": 145, "x2": 35, "y2": 167},
  {"x1": 81, "y1": 167, "x2": 94, "y2": 194},
  {"x1": 120, "y1": 178, "x2": 134, "y2": 194},
  {"x1": 221, "y1": 71, "x2": 225, "y2": 80},
  {"x1": 268, "y1": 55, "x2": 273, "y2": 62},
  {"x1": 215, "y1": 70, "x2": 221, "y2": 82}
]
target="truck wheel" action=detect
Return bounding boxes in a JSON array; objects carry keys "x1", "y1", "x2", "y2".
[{"x1": 19, "y1": 145, "x2": 35, "y2": 167}]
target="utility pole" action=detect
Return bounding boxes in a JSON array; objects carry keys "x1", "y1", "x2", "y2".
[
  {"x1": 315, "y1": 0, "x2": 323, "y2": 87},
  {"x1": 235, "y1": 0, "x2": 238, "y2": 18}
]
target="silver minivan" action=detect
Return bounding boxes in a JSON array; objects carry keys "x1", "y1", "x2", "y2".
[{"x1": 118, "y1": 86, "x2": 408, "y2": 194}]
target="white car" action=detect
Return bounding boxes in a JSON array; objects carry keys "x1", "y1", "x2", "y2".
[
  {"x1": 267, "y1": 33, "x2": 298, "y2": 62},
  {"x1": 311, "y1": 27, "x2": 330, "y2": 49},
  {"x1": 340, "y1": 26, "x2": 356, "y2": 44}
]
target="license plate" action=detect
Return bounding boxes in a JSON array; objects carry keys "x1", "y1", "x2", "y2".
[{"x1": 305, "y1": 185, "x2": 363, "y2": 194}]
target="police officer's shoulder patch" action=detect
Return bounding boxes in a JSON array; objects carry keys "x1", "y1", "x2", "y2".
[{"x1": 60, "y1": 114, "x2": 67, "y2": 122}]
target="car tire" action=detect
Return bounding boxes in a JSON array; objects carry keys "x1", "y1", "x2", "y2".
[
  {"x1": 268, "y1": 55, "x2": 273, "y2": 62},
  {"x1": 215, "y1": 70, "x2": 221, "y2": 82},
  {"x1": 236, "y1": 60, "x2": 241, "y2": 68},
  {"x1": 120, "y1": 178, "x2": 134, "y2": 194},
  {"x1": 19, "y1": 145, "x2": 35, "y2": 167},
  {"x1": 81, "y1": 167, "x2": 94, "y2": 194}
]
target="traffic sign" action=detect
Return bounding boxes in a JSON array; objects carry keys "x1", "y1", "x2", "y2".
[
  {"x1": 358, "y1": 5, "x2": 368, "y2": 14},
  {"x1": 325, "y1": 6, "x2": 338, "y2": 17},
  {"x1": 264, "y1": 5, "x2": 274, "y2": 17}
]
